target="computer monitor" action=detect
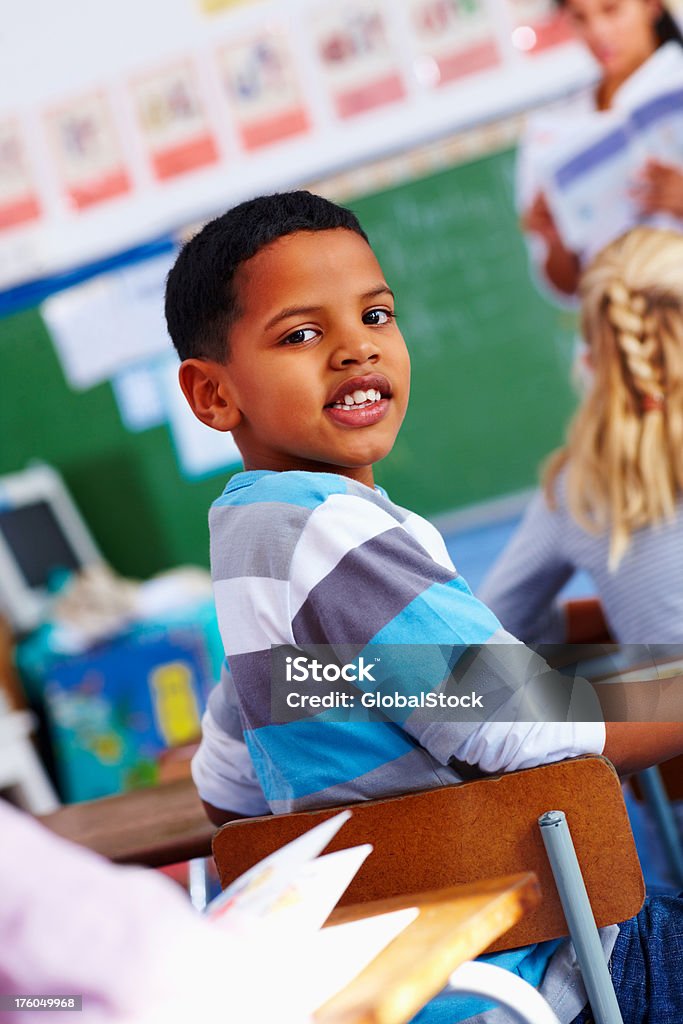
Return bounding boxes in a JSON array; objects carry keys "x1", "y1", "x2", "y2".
[{"x1": 0, "y1": 464, "x2": 102, "y2": 634}]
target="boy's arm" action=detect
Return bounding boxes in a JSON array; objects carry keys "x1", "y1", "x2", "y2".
[
  {"x1": 201, "y1": 800, "x2": 251, "y2": 828},
  {"x1": 288, "y1": 495, "x2": 607, "y2": 778},
  {"x1": 290, "y1": 494, "x2": 683, "y2": 778},
  {"x1": 598, "y1": 672, "x2": 683, "y2": 773},
  {"x1": 604, "y1": 722, "x2": 683, "y2": 776},
  {"x1": 192, "y1": 672, "x2": 270, "y2": 825}
]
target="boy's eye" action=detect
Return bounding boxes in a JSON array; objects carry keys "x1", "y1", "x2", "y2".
[
  {"x1": 363, "y1": 308, "x2": 395, "y2": 326},
  {"x1": 281, "y1": 328, "x2": 318, "y2": 346}
]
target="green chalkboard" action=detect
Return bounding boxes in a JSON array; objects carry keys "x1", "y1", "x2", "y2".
[{"x1": 0, "y1": 145, "x2": 577, "y2": 579}]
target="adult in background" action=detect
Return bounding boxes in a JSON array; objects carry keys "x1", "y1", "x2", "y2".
[{"x1": 519, "y1": 0, "x2": 683, "y2": 299}]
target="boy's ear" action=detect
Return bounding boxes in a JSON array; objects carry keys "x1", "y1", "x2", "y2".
[{"x1": 178, "y1": 359, "x2": 241, "y2": 432}]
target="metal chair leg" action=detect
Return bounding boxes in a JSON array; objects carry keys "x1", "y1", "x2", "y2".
[
  {"x1": 539, "y1": 810, "x2": 623, "y2": 1024},
  {"x1": 188, "y1": 856, "x2": 211, "y2": 911}
]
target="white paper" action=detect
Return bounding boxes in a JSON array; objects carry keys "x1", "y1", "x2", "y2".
[
  {"x1": 41, "y1": 252, "x2": 177, "y2": 390},
  {"x1": 304, "y1": 908, "x2": 420, "y2": 1010},
  {"x1": 205, "y1": 810, "x2": 353, "y2": 923},
  {"x1": 255, "y1": 844, "x2": 374, "y2": 937},
  {"x1": 534, "y1": 43, "x2": 683, "y2": 258},
  {"x1": 201, "y1": 809, "x2": 418, "y2": 1022},
  {"x1": 112, "y1": 361, "x2": 166, "y2": 432},
  {"x1": 157, "y1": 355, "x2": 242, "y2": 479}
]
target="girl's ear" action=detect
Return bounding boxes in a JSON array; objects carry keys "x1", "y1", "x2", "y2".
[{"x1": 178, "y1": 359, "x2": 242, "y2": 432}]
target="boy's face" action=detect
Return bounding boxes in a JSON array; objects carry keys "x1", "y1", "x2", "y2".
[{"x1": 210, "y1": 228, "x2": 410, "y2": 486}]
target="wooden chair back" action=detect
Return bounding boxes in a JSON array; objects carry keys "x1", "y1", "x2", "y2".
[{"x1": 212, "y1": 755, "x2": 645, "y2": 951}]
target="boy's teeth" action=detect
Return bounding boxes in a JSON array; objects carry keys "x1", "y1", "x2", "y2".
[{"x1": 335, "y1": 388, "x2": 382, "y2": 407}]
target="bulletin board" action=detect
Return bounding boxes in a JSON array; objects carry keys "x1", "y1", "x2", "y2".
[{"x1": 0, "y1": 139, "x2": 578, "y2": 579}]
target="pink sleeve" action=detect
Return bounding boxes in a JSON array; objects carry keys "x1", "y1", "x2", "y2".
[{"x1": 0, "y1": 801, "x2": 227, "y2": 1023}]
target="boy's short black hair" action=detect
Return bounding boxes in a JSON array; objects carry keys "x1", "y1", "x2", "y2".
[{"x1": 165, "y1": 190, "x2": 369, "y2": 362}]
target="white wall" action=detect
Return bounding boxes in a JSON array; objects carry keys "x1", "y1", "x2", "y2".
[{"x1": 0, "y1": 0, "x2": 596, "y2": 289}]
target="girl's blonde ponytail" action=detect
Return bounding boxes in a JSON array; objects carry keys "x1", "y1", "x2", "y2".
[{"x1": 544, "y1": 227, "x2": 683, "y2": 568}]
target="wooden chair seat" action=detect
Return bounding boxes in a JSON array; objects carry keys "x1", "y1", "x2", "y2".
[{"x1": 212, "y1": 755, "x2": 645, "y2": 951}]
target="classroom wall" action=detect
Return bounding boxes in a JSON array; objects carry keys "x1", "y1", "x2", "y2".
[
  {"x1": 0, "y1": 140, "x2": 578, "y2": 580},
  {"x1": 0, "y1": 0, "x2": 594, "y2": 292}
]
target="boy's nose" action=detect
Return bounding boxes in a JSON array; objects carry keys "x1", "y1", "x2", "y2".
[{"x1": 329, "y1": 336, "x2": 380, "y2": 368}]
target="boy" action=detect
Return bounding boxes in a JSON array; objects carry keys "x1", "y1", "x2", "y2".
[{"x1": 165, "y1": 191, "x2": 683, "y2": 1024}]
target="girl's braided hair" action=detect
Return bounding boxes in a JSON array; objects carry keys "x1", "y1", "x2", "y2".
[{"x1": 544, "y1": 227, "x2": 683, "y2": 568}]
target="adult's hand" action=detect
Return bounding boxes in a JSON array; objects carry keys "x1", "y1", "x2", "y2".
[
  {"x1": 522, "y1": 191, "x2": 562, "y2": 246},
  {"x1": 633, "y1": 159, "x2": 683, "y2": 218},
  {"x1": 522, "y1": 192, "x2": 580, "y2": 296}
]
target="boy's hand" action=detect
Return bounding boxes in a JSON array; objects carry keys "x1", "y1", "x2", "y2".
[{"x1": 632, "y1": 160, "x2": 683, "y2": 218}]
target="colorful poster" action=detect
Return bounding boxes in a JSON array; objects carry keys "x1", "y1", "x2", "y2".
[
  {"x1": 44, "y1": 92, "x2": 130, "y2": 210},
  {"x1": 217, "y1": 31, "x2": 310, "y2": 150},
  {"x1": 409, "y1": 0, "x2": 500, "y2": 87},
  {"x1": 131, "y1": 62, "x2": 220, "y2": 180},
  {"x1": 0, "y1": 121, "x2": 41, "y2": 231},
  {"x1": 505, "y1": 0, "x2": 573, "y2": 53},
  {"x1": 312, "y1": 2, "x2": 406, "y2": 119}
]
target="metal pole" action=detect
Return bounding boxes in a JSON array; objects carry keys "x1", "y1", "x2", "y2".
[
  {"x1": 188, "y1": 856, "x2": 210, "y2": 911},
  {"x1": 538, "y1": 810, "x2": 623, "y2": 1024},
  {"x1": 638, "y1": 766, "x2": 683, "y2": 888}
]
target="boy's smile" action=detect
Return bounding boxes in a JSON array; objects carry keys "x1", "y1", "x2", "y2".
[
  {"x1": 211, "y1": 228, "x2": 410, "y2": 486},
  {"x1": 324, "y1": 371, "x2": 392, "y2": 426}
]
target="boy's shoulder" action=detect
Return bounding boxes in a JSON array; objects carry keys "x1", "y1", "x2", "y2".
[
  {"x1": 208, "y1": 470, "x2": 417, "y2": 585},
  {"x1": 211, "y1": 469, "x2": 350, "y2": 513},
  {"x1": 211, "y1": 469, "x2": 412, "y2": 521}
]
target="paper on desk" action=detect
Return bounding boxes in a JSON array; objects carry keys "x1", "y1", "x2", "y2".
[
  {"x1": 205, "y1": 810, "x2": 353, "y2": 925},
  {"x1": 294, "y1": 907, "x2": 420, "y2": 1018},
  {"x1": 256, "y1": 844, "x2": 374, "y2": 936},
  {"x1": 202, "y1": 810, "x2": 419, "y2": 1024},
  {"x1": 196, "y1": 908, "x2": 418, "y2": 1024}
]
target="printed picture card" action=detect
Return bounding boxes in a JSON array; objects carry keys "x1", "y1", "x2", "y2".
[
  {"x1": 0, "y1": 120, "x2": 41, "y2": 231},
  {"x1": 217, "y1": 29, "x2": 310, "y2": 150},
  {"x1": 311, "y1": 1, "x2": 406, "y2": 119},
  {"x1": 44, "y1": 92, "x2": 131, "y2": 210},
  {"x1": 409, "y1": 0, "x2": 501, "y2": 87},
  {"x1": 131, "y1": 61, "x2": 220, "y2": 180},
  {"x1": 198, "y1": 0, "x2": 257, "y2": 12}
]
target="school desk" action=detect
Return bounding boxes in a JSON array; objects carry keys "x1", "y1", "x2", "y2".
[{"x1": 39, "y1": 776, "x2": 215, "y2": 866}]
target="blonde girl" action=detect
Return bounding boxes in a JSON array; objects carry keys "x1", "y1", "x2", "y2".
[{"x1": 480, "y1": 227, "x2": 683, "y2": 644}]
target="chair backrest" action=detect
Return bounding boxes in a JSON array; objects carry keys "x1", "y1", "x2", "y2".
[{"x1": 212, "y1": 755, "x2": 645, "y2": 951}]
